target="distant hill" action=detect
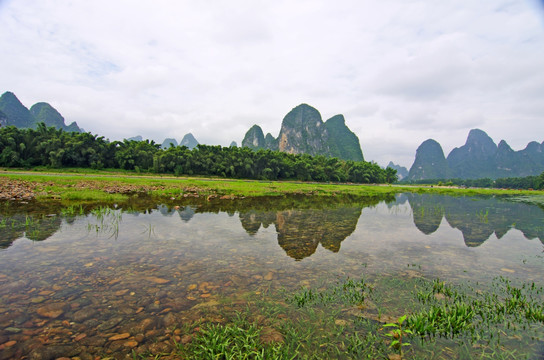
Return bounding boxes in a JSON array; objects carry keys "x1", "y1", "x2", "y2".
[
  {"x1": 0, "y1": 110, "x2": 7, "y2": 127},
  {"x1": 132, "y1": 134, "x2": 199, "y2": 149},
  {"x1": 277, "y1": 104, "x2": 330, "y2": 156},
  {"x1": 387, "y1": 162, "x2": 408, "y2": 180},
  {"x1": 407, "y1": 139, "x2": 450, "y2": 180},
  {"x1": 407, "y1": 129, "x2": 544, "y2": 180},
  {"x1": 30, "y1": 102, "x2": 81, "y2": 132},
  {"x1": 324, "y1": 115, "x2": 364, "y2": 162},
  {"x1": 161, "y1": 138, "x2": 178, "y2": 149},
  {"x1": 242, "y1": 125, "x2": 265, "y2": 150},
  {"x1": 242, "y1": 104, "x2": 364, "y2": 161},
  {"x1": 180, "y1": 133, "x2": 199, "y2": 149},
  {"x1": 0, "y1": 91, "x2": 82, "y2": 132},
  {"x1": 0, "y1": 91, "x2": 35, "y2": 128}
]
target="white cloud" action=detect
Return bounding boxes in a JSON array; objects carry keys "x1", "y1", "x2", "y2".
[{"x1": 1, "y1": 0, "x2": 543, "y2": 168}]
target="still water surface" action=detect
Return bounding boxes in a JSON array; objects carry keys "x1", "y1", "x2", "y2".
[{"x1": 0, "y1": 194, "x2": 543, "y2": 359}]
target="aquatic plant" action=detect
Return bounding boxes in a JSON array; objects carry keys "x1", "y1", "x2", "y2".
[
  {"x1": 283, "y1": 275, "x2": 544, "y2": 358},
  {"x1": 176, "y1": 314, "x2": 296, "y2": 359},
  {"x1": 289, "y1": 277, "x2": 372, "y2": 309},
  {"x1": 407, "y1": 277, "x2": 544, "y2": 345},
  {"x1": 60, "y1": 204, "x2": 84, "y2": 216},
  {"x1": 477, "y1": 208, "x2": 489, "y2": 223},
  {"x1": 142, "y1": 223, "x2": 156, "y2": 238},
  {"x1": 87, "y1": 206, "x2": 123, "y2": 239},
  {"x1": 383, "y1": 315, "x2": 413, "y2": 359}
]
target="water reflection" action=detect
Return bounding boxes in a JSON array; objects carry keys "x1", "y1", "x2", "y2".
[
  {"x1": 0, "y1": 194, "x2": 543, "y2": 359},
  {"x1": 406, "y1": 194, "x2": 544, "y2": 247},
  {"x1": 0, "y1": 208, "x2": 63, "y2": 249},
  {"x1": 1, "y1": 194, "x2": 543, "y2": 253},
  {"x1": 155, "y1": 197, "x2": 382, "y2": 260},
  {"x1": 241, "y1": 206, "x2": 362, "y2": 260}
]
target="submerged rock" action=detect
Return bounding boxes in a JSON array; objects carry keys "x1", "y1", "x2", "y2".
[
  {"x1": 72, "y1": 308, "x2": 97, "y2": 322},
  {"x1": 36, "y1": 302, "x2": 67, "y2": 319}
]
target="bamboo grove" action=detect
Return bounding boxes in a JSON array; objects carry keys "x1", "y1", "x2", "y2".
[{"x1": 0, "y1": 124, "x2": 397, "y2": 183}]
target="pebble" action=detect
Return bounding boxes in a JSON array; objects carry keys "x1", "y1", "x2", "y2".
[
  {"x1": 3, "y1": 340, "x2": 16, "y2": 347},
  {"x1": 187, "y1": 284, "x2": 197, "y2": 291},
  {"x1": 80, "y1": 336, "x2": 106, "y2": 347},
  {"x1": 161, "y1": 312, "x2": 178, "y2": 327},
  {"x1": 109, "y1": 332, "x2": 130, "y2": 341},
  {"x1": 180, "y1": 334, "x2": 192, "y2": 344},
  {"x1": 74, "y1": 333, "x2": 87, "y2": 341},
  {"x1": 30, "y1": 296, "x2": 46, "y2": 304},
  {"x1": 147, "y1": 342, "x2": 172, "y2": 354},
  {"x1": 135, "y1": 318, "x2": 155, "y2": 333},
  {"x1": 123, "y1": 340, "x2": 138, "y2": 348},
  {"x1": 5, "y1": 327, "x2": 22, "y2": 333},
  {"x1": 145, "y1": 276, "x2": 170, "y2": 284},
  {"x1": 264, "y1": 271, "x2": 274, "y2": 281},
  {"x1": 28, "y1": 344, "x2": 81, "y2": 360},
  {"x1": 97, "y1": 316, "x2": 123, "y2": 331},
  {"x1": 198, "y1": 282, "x2": 209, "y2": 291}
]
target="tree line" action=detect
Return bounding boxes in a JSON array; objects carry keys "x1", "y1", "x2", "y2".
[
  {"x1": 402, "y1": 174, "x2": 544, "y2": 190},
  {"x1": 0, "y1": 124, "x2": 397, "y2": 183}
]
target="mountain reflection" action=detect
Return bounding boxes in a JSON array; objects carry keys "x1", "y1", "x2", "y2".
[
  {"x1": 191, "y1": 196, "x2": 382, "y2": 260},
  {"x1": 406, "y1": 194, "x2": 544, "y2": 246},
  {"x1": 1, "y1": 193, "x2": 542, "y2": 255},
  {"x1": 240, "y1": 206, "x2": 363, "y2": 260}
]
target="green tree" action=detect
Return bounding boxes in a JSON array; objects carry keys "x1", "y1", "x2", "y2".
[{"x1": 385, "y1": 167, "x2": 398, "y2": 184}]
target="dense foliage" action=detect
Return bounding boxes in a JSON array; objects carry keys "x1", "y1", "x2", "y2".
[
  {"x1": 0, "y1": 124, "x2": 396, "y2": 183},
  {"x1": 402, "y1": 173, "x2": 544, "y2": 190}
]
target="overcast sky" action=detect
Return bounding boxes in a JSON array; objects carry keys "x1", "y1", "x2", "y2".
[{"x1": 1, "y1": 0, "x2": 544, "y2": 167}]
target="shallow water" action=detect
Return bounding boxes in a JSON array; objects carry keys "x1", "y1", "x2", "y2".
[{"x1": 0, "y1": 194, "x2": 543, "y2": 358}]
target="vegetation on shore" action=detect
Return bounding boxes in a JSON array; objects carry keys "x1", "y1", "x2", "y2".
[
  {"x1": 0, "y1": 124, "x2": 396, "y2": 183},
  {"x1": 1, "y1": 169, "x2": 543, "y2": 203},
  {"x1": 402, "y1": 172, "x2": 544, "y2": 191}
]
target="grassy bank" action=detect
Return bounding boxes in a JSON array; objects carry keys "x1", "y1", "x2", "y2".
[{"x1": 1, "y1": 169, "x2": 543, "y2": 202}]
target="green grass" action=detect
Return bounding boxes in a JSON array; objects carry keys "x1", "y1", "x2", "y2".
[
  {"x1": 2, "y1": 169, "x2": 543, "y2": 202},
  {"x1": 54, "y1": 189, "x2": 128, "y2": 202},
  {"x1": 176, "y1": 315, "x2": 297, "y2": 360}
]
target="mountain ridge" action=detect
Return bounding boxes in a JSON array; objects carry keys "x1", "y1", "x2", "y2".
[
  {"x1": 0, "y1": 91, "x2": 82, "y2": 132},
  {"x1": 242, "y1": 104, "x2": 364, "y2": 161},
  {"x1": 407, "y1": 129, "x2": 544, "y2": 180}
]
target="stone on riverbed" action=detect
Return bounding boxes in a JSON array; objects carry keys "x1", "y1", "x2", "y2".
[{"x1": 36, "y1": 302, "x2": 67, "y2": 319}]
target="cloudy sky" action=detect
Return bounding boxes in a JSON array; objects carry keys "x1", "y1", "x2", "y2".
[{"x1": 1, "y1": 0, "x2": 544, "y2": 168}]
